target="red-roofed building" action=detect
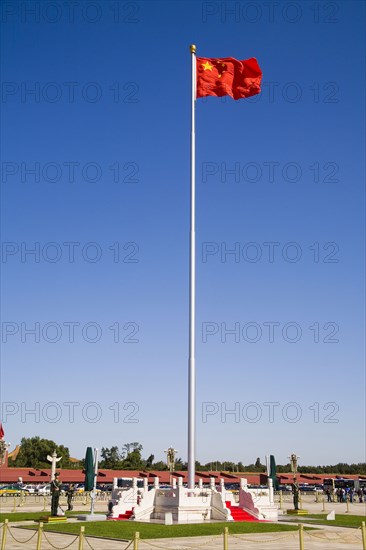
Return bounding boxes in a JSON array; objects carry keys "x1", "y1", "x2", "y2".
[{"x1": 0, "y1": 464, "x2": 364, "y2": 487}]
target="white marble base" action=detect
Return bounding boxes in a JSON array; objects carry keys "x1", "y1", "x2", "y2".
[{"x1": 77, "y1": 514, "x2": 107, "y2": 521}]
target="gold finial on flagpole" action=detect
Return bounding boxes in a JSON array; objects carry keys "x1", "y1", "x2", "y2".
[{"x1": 190, "y1": 44, "x2": 196, "y2": 54}]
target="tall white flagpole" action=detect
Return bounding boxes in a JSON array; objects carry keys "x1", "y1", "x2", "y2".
[{"x1": 188, "y1": 44, "x2": 196, "y2": 490}]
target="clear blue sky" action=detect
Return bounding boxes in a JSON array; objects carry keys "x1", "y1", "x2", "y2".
[{"x1": 1, "y1": 0, "x2": 365, "y2": 467}]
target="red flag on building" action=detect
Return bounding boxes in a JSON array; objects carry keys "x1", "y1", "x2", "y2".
[
  {"x1": 0, "y1": 424, "x2": 4, "y2": 439},
  {"x1": 196, "y1": 57, "x2": 262, "y2": 100}
]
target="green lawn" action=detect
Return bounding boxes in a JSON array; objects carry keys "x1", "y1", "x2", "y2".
[
  {"x1": 0, "y1": 511, "x2": 86, "y2": 523},
  {"x1": 284, "y1": 514, "x2": 365, "y2": 529},
  {"x1": 19, "y1": 520, "x2": 299, "y2": 540}
]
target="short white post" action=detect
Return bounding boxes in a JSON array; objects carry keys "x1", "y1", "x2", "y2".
[
  {"x1": 268, "y1": 478, "x2": 274, "y2": 505},
  {"x1": 210, "y1": 477, "x2": 215, "y2": 490},
  {"x1": 143, "y1": 478, "x2": 148, "y2": 491},
  {"x1": 132, "y1": 477, "x2": 138, "y2": 505},
  {"x1": 178, "y1": 477, "x2": 183, "y2": 487},
  {"x1": 220, "y1": 478, "x2": 225, "y2": 500},
  {"x1": 154, "y1": 477, "x2": 159, "y2": 489},
  {"x1": 172, "y1": 478, "x2": 177, "y2": 489},
  {"x1": 240, "y1": 478, "x2": 247, "y2": 490},
  {"x1": 198, "y1": 478, "x2": 203, "y2": 489}
]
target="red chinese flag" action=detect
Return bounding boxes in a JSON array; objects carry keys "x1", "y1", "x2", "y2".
[
  {"x1": 196, "y1": 57, "x2": 262, "y2": 100},
  {"x1": 0, "y1": 423, "x2": 4, "y2": 439}
]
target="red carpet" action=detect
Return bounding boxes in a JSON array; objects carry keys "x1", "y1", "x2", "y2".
[
  {"x1": 108, "y1": 509, "x2": 134, "y2": 520},
  {"x1": 225, "y1": 501, "x2": 258, "y2": 522},
  {"x1": 109, "y1": 504, "x2": 261, "y2": 522}
]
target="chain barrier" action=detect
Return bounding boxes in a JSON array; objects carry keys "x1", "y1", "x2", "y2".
[
  {"x1": 304, "y1": 528, "x2": 363, "y2": 544},
  {"x1": 42, "y1": 529, "x2": 80, "y2": 549},
  {"x1": 84, "y1": 537, "x2": 133, "y2": 550},
  {"x1": 84, "y1": 535, "x2": 97, "y2": 550},
  {"x1": 1, "y1": 518, "x2": 365, "y2": 550},
  {"x1": 6, "y1": 525, "x2": 38, "y2": 544},
  {"x1": 141, "y1": 536, "x2": 221, "y2": 550},
  {"x1": 229, "y1": 531, "x2": 297, "y2": 544}
]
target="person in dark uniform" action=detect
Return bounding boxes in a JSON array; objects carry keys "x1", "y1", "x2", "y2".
[
  {"x1": 50, "y1": 472, "x2": 61, "y2": 516},
  {"x1": 66, "y1": 483, "x2": 75, "y2": 511},
  {"x1": 292, "y1": 478, "x2": 300, "y2": 510}
]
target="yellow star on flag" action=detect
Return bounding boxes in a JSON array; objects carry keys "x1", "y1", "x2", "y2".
[{"x1": 201, "y1": 61, "x2": 214, "y2": 71}]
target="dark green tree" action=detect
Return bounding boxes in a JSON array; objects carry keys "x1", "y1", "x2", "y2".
[
  {"x1": 145, "y1": 454, "x2": 155, "y2": 469},
  {"x1": 174, "y1": 457, "x2": 183, "y2": 471},
  {"x1": 122, "y1": 450, "x2": 142, "y2": 469},
  {"x1": 255, "y1": 457, "x2": 261, "y2": 468},
  {"x1": 10, "y1": 436, "x2": 71, "y2": 468},
  {"x1": 99, "y1": 446, "x2": 123, "y2": 469},
  {"x1": 122, "y1": 442, "x2": 143, "y2": 458},
  {"x1": 237, "y1": 462, "x2": 245, "y2": 472},
  {"x1": 152, "y1": 460, "x2": 168, "y2": 471},
  {"x1": 122, "y1": 443, "x2": 144, "y2": 469},
  {"x1": 223, "y1": 461, "x2": 237, "y2": 472}
]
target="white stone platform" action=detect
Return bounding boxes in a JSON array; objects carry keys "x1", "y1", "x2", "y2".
[{"x1": 108, "y1": 476, "x2": 278, "y2": 523}]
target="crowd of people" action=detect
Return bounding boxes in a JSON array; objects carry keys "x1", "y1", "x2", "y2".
[{"x1": 325, "y1": 486, "x2": 366, "y2": 503}]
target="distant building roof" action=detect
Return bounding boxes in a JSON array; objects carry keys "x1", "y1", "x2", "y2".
[
  {"x1": 7, "y1": 445, "x2": 21, "y2": 460},
  {"x1": 0, "y1": 465, "x2": 362, "y2": 485}
]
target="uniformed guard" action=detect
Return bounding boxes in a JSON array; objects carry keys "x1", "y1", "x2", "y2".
[
  {"x1": 292, "y1": 477, "x2": 300, "y2": 510},
  {"x1": 50, "y1": 472, "x2": 61, "y2": 516},
  {"x1": 66, "y1": 483, "x2": 75, "y2": 511}
]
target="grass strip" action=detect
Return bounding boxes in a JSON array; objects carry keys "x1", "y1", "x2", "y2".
[
  {"x1": 283, "y1": 514, "x2": 365, "y2": 529},
  {"x1": 0, "y1": 511, "x2": 86, "y2": 522},
  {"x1": 20, "y1": 520, "x2": 299, "y2": 540}
]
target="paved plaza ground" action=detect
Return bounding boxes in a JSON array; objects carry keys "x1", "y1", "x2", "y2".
[{"x1": 1, "y1": 494, "x2": 365, "y2": 549}]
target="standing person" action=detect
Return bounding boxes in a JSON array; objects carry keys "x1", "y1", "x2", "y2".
[
  {"x1": 326, "y1": 488, "x2": 332, "y2": 503},
  {"x1": 50, "y1": 472, "x2": 61, "y2": 516},
  {"x1": 67, "y1": 483, "x2": 75, "y2": 511},
  {"x1": 292, "y1": 478, "x2": 300, "y2": 510}
]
